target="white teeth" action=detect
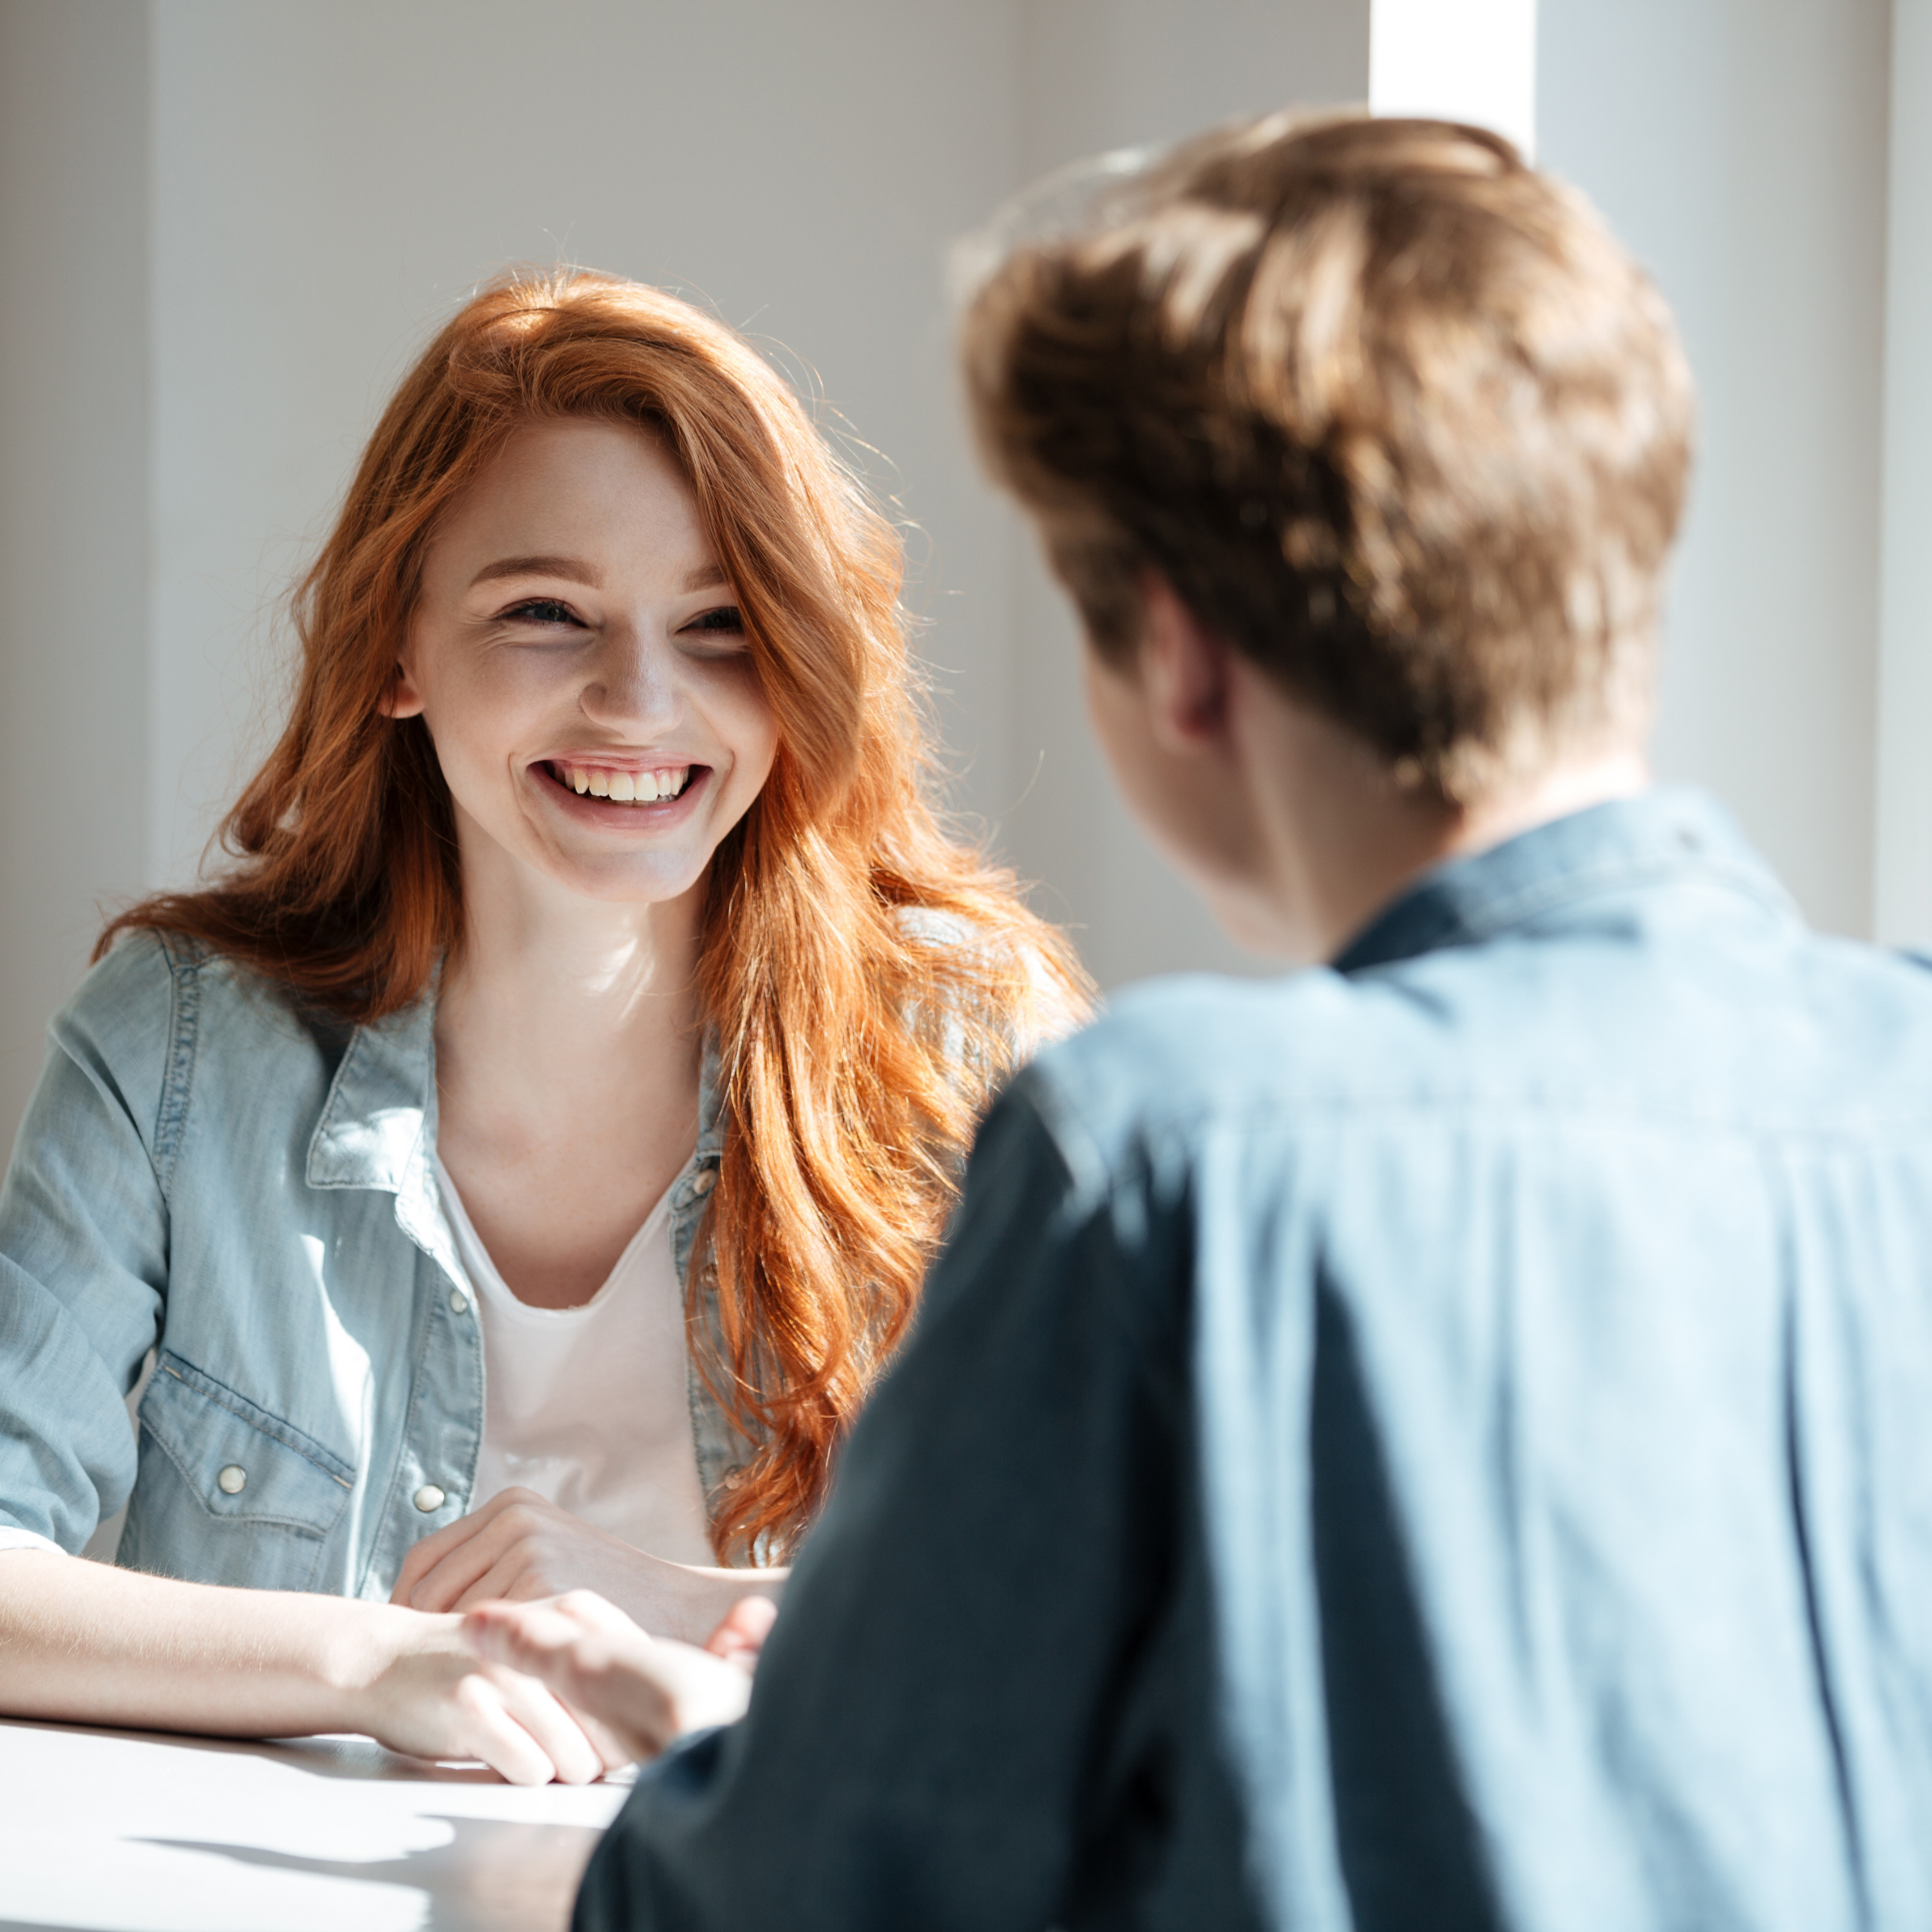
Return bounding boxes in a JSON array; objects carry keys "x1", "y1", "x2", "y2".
[{"x1": 559, "y1": 762, "x2": 692, "y2": 803}]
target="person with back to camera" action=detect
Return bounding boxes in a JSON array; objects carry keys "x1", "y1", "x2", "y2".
[
  {"x1": 466, "y1": 111, "x2": 1932, "y2": 1926},
  {"x1": 0, "y1": 270, "x2": 1086, "y2": 1785}
]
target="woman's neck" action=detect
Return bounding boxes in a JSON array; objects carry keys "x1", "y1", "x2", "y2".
[
  {"x1": 430, "y1": 838, "x2": 708, "y2": 1308},
  {"x1": 439, "y1": 872, "x2": 705, "y2": 1105}
]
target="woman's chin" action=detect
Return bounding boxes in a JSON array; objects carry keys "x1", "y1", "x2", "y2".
[
  {"x1": 451, "y1": 808, "x2": 714, "y2": 913},
  {"x1": 536, "y1": 847, "x2": 713, "y2": 909}
]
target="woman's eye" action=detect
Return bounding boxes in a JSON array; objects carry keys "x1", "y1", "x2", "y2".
[
  {"x1": 685, "y1": 605, "x2": 744, "y2": 638},
  {"x1": 502, "y1": 597, "x2": 582, "y2": 627}
]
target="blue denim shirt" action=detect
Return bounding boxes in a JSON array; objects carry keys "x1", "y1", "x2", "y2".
[
  {"x1": 0, "y1": 934, "x2": 753, "y2": 1591},
  {"x1": 576, "y1": 790, "x2": 1932, "y2": 1932}
]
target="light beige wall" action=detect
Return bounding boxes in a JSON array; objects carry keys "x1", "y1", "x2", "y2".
[
  {"x1": 1540, "y1": 0, "x2": 1893, "y2": 938},
  {"x1": 0, "y1": 1, "x2": 151, "y2": 1160}
]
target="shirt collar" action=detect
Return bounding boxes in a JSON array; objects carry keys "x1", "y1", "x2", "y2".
[{"x1": 1330, "y1": 786, "x2": 1799, "y2": 977}]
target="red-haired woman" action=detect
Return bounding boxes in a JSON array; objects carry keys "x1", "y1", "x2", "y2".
[{"x1": 0, "y1": 272, "x2": 1086, "y2": 1782}]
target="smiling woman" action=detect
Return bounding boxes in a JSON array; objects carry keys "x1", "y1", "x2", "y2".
[{"x1": 0, "y1": 272, "x2": 1088, "y2": 1781}]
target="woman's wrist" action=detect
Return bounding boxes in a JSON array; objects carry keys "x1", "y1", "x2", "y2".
[{"x1": 323, "y1": 1600, "x2": 459, "y2": 1732}]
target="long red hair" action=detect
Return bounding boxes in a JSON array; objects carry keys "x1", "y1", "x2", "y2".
[{"x1": 101, "y1": 270, "x2": 1088, "y2": 1560}]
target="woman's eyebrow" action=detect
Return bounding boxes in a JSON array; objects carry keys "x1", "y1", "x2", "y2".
[
  {"x1": 683, "y1": 562, "x2": 730, "y2": 593},
  {"x1": 471, "y1": 553, "x2": 602, "y2": 588}
]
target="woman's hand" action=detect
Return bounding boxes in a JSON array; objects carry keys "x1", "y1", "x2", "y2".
[
  {"x1": 462, "y1": 1589, "x2": 778, "y2": 1764},
  {"x1": 346, "y1": 1605, "x2": 634, "y2": 1786},
  {"x1": 389, "y1": 1487, "x2": 787, "y2": 1643}
]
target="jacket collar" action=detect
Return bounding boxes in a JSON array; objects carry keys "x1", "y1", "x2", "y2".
[
  {"x1": 1331, "y1": 786, "x2": 1799, "y2": 978},
  {"x1": 301, "y1": 990, "x2": 462, "y2": 1276},
  {"x1": 305, "y1": 992, "x2": 439, "y2": 1194}
]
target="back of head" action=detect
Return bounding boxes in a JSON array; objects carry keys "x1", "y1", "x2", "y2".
[{"x1": 962, "y1": 112, "x2": 1695, "y2": 802}]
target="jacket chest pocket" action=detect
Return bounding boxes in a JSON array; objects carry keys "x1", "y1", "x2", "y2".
[{"x1": 120, "y1": 1351, "x2": 355, "y2": 1592}]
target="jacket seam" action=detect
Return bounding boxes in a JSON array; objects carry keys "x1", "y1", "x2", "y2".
[
  {"x1": 155, "y1": 1355, "x2": 355, "y2": 1488},
  {"x1": 151, "y1": 936, "x2": 203, "y2": 1204}
]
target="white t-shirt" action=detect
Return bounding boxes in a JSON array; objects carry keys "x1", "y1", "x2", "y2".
[{"x1": 435, "y1": 1159, "x2": 714, "y2": 1567}]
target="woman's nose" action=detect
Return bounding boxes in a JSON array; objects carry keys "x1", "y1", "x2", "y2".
[{"x1": 580, "y1": 624, "x2": 677, "y2": 735}]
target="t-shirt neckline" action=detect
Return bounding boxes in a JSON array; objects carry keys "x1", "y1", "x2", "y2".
[{"x1": 433, "y1": 1155, "x2": 685, "y2": 1325}]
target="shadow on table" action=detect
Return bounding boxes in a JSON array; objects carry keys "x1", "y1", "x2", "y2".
[{"x1": 127, "y1": 1815, "x2": 605, "y2": 1932}]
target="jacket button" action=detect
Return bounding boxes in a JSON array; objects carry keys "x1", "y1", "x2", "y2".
[
  {"x1": 448, "y1": 1288, "x2": 469, "y2": 1316},
  {"x1": 413, "y1": 1484, "x2": 446, "y2": 1513},
  {"x1": 691, "y1": 1169, "x2": 716, "y2": 1196},
  {"x1": 216, "y1": 1464, "x2": 247, "y2": 1495}
]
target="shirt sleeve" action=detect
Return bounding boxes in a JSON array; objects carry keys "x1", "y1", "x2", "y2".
[
  {"x1": 573, "y1": 1072, "x2": 1185, "y2": 1932},
  {"x1": 0, "y1": 938, "x2": 175, "y2": 1549}
]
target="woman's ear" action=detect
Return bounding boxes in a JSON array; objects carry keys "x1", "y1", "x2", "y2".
[{"x1": 381, "y1": 657, "x2": 426, "y2": 721}]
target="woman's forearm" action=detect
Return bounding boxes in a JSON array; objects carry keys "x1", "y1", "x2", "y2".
[
  {"x1": 0, "y1": 1551, "x2": 622, "y2": 1783},
  {"x1": 0, "y1": 1549, "x2": 426, "y2": 1736}
]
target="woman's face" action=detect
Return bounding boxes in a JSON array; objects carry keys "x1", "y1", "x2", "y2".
[{"x1": 393, "y1": 417, "x2": 779, "y2": 907}]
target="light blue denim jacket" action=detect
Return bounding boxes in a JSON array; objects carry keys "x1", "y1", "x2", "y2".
[{"x1": 0, "y1": 933, "x2": 755, "y2": 1594}]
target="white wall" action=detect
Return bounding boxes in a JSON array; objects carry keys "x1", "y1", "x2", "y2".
[
  {"x1": 1539, "y1": 0, "x2": 1892, "y2": 939},
  {"x1": 1877, "y1": 0, "x2": 1932, "y2": 946},
  {"x1": 0, "y1": 1, "x2": 151, "y2": 1157},
  {"x1": 1370, "y1": 0, "x2": 1537, "y2": 158}
]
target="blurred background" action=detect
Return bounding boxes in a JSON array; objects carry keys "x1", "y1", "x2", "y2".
[{"x1": 1, "y1": 0, "x2": 1926, "y2": 1159}]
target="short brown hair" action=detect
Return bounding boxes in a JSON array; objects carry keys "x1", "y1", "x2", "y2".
[{"x1": 961, "y1": 112, "x2": 1694, "y2": 800}]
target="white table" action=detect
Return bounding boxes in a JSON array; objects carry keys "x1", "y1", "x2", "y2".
[{"x1": 0, "y1": 1717, "x2": 632, "y2": 1931}]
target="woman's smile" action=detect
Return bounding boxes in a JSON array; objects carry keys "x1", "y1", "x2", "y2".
[{"x1": 533, "y1": 757, "x2": 709, "y2": 821}]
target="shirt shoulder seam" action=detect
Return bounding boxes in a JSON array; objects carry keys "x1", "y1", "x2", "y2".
[{"x1": 150, "y1": 933, "x2": 204, "y2": 1201}]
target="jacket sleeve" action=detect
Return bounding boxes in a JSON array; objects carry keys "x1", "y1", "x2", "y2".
[
  {"x1": 0, "y1": 936, "x2": 177, "y2": 1549},
  {"x1": 572, "y1": 1070, "x2": 1187, "y2": 1932}
]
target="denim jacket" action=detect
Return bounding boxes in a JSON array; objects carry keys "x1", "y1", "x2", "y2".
[{"x1": 0, "y1": 933, "x2": 757, "y2": 1593}]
